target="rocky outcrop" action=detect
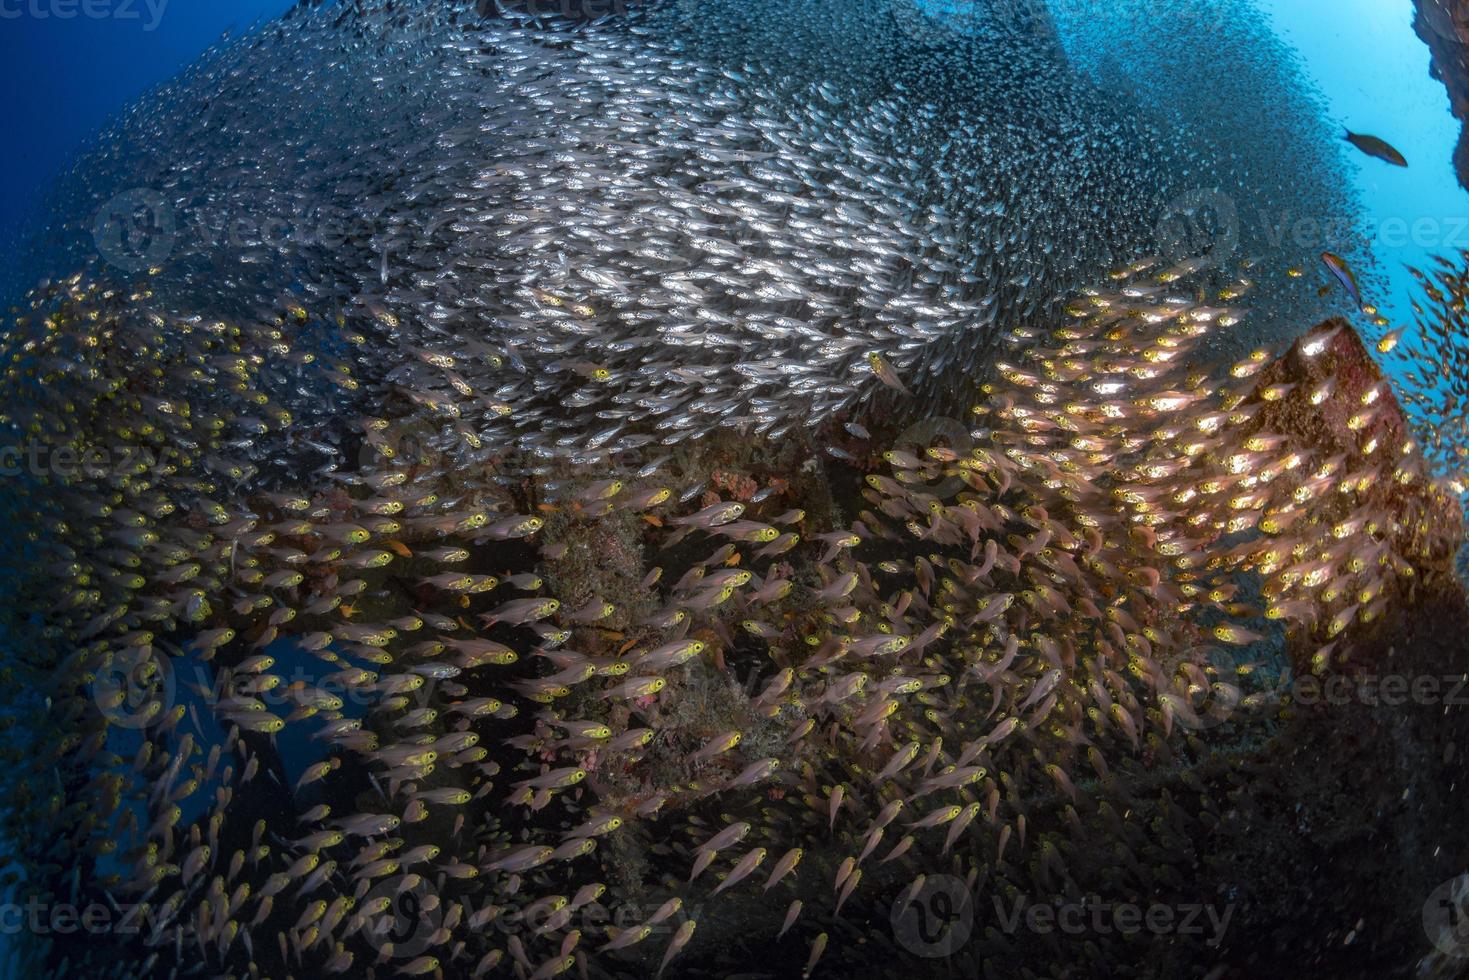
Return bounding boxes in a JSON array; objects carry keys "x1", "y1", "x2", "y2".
[
  {"x1": 1415, "y1": 0, "x2": 1469, "y2": 191},
  {"x1": 668, "y1": 319, "x2": 1469, "y2": 979}
]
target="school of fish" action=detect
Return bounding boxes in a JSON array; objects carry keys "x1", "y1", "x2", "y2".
[
  {"x1": 14, "y1": 0, "x2": 1362, "y2": 467},
  {"x1": 0, "y1": 0, "x2": 1452, "y2": 978}
]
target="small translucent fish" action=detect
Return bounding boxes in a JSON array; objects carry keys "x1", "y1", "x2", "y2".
[
  {"x1": 599, "y1": 923, "x2": 653, "y2": 952},
  {"x1": 656, "y1": 920, "x2": 696, "y2": 979},
  {"x1": 779, "y1": 900, "x2": 803, "y2": 938},
  {"x1": 672, "y1": 500, "x2": 745, "y2": 527},
  {"x1": 599, "y1": 676, "x2": 666, "y2": 700},
  {"x1": 710, "y1": 847, "x2": 767, "y2": 896},
  {"x1": 805, "y1": 933, "x2": 829, "y2": 974},
  {"x1": 867, "y1": 352, "x2": 912, "y2": 395}
]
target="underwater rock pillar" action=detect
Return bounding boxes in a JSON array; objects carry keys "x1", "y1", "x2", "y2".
[
  {"x1": 1416, "y1": 0, "x2": 1469, "y2": 192},
  {"x1": 1253, "y1": 318, "x2": 1464, "y2": 585}
]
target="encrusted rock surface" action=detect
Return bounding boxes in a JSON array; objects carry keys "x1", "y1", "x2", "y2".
[
  {"x1": 1416, "y1": 0, "x2": 1469, "y2": 191},
  {"x1": 663, "y1": 321, "x2": 1469, "y2": 978}
]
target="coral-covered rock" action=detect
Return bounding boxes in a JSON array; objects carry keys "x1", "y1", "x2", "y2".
[
  {"x1": 1416, "y1": 0, "x2": 1469, "y2": 191},
  {"x1": 1256, "y1": 318, "x2": 1463, "y2": 578}
]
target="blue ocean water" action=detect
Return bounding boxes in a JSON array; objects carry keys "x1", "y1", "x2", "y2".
[
  {"x1": 0, "y1": 0, "x2": 297, "y2": 299},
  {"x1": 1261, "y1": 0, "x2": 1467, "y2": 340},
  {"x1": 0, "y1": 6, "x2": 298, "y2": 968}
]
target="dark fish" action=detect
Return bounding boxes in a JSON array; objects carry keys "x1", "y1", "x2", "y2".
[{"x1": 1344, "y1": 128, "x2": 1408, "y2": 167}]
